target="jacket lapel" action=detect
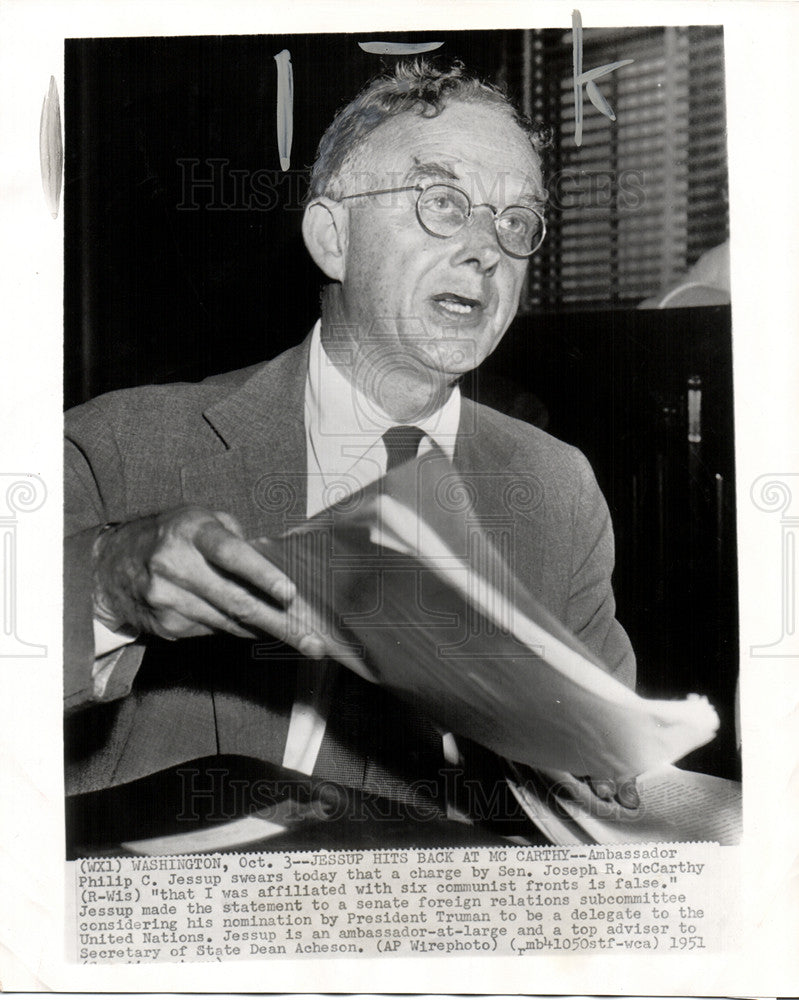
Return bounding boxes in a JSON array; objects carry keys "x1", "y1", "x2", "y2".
[
  {"x1": 455, "y1": 398, "x2": 549, "y2": 609},
  {"x1": 454, "y1": 397, "x2": 524, "y2": 517},
  {"x1": 178, "y1": 339, "x2": 312, "y2": 766},
  {"x1": 180, "y1": 339, "x2": 311, "y2": 540}
]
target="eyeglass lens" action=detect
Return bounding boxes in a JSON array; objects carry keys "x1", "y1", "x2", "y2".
[{"x1": 416, "y1": 184, "x2": 544, "y2": 257}]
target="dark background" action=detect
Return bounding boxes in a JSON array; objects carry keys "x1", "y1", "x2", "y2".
[
  {"x1": 65, "y1": 32, "x2": 528, "y2": 406},
  {"x1": 65, "y1": 32, "x2": 739, "y2": 780}
]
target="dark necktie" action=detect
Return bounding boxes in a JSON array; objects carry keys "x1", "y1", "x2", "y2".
[
  {"x1": 382, "y1": 425, "x2": 425, "y2": 473},
  {"x1": 316, "y1": 424, "x2": 541, "y2": 837}
]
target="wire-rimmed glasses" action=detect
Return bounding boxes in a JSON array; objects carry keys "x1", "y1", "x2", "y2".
[{"x1": 338, "y1": 182, "x2": 546, "y2": 259}]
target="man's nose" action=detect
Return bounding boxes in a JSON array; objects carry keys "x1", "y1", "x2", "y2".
[{"x1": 449, "y1": 207, "x2": 502, "y2": 274}]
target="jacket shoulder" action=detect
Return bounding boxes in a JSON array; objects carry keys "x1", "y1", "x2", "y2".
[
  {"x1": 66, "y1": 361, "x2": 262, "y2": 425},
  {"x1": 65, "y1": 341, "x2": 308, "y2": 442},
  {"x1": 462, "y1": 397, "x2": 592, "y2": 483}
]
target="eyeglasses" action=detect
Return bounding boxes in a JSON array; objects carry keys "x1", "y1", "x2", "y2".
[{"x1": 338, "y1": 183, "x2": 547, "y2": 259}]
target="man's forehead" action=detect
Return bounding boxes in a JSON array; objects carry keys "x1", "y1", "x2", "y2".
[
  {"x1": 344, "y1": 100, "x2": 544, "y2": 203},
  {"x1": 403, "y1": 156, "x2": 545, "y2": 208}
]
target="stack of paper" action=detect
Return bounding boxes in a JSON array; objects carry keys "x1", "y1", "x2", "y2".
[{"x1": 253, "y1": 453, "x2": 721, "y2": 783}]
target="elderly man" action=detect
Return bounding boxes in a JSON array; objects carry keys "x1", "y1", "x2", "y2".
[{"x1": 65, "y1": 60, "x2": 635, "y2": 846}]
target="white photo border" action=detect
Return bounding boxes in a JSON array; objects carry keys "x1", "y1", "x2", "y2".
[{"x1": 0, "y1": 0, "x2": 797, "y2": 993}]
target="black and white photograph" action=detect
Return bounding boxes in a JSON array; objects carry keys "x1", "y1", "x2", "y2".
[
  {"x1": 1, "y1": 0, "x2": 798, "y2": 993},
  {"x1": 64, "y1": 25, "x2": 739, "y2": 855}
]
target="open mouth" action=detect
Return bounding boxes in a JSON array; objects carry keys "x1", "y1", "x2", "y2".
[{"x1": 430, "y1": 292, "x2": 483, "y2": 316}]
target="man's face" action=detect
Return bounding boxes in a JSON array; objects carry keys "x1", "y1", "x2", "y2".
[{"x1": 337, "y1": 100, "x2": 545, "y2": 386}]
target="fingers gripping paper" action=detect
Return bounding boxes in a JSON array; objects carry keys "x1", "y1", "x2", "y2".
[{"x1": 252, "y1": 453, "x2": 719, "y2": 782}]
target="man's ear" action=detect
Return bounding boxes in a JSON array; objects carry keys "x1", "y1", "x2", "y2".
[{"x1": 302, "y1": 198, "x2": 348, "y2": 281}]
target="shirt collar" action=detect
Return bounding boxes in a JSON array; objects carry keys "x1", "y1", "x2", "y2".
[{"x1": 305, "y1": 320, "x2": 460, "y2": 478}]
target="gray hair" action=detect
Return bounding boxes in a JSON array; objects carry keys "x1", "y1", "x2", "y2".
[{"x1": 307, "y1": 58, "x2": 550, "y2": 201}]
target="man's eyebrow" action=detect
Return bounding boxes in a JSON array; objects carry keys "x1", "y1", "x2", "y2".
[
  {"x1": 403, "y1": 159, "x2": 460, "y2": 184},
  {"x1": 404, "y1": 158, "x2": 548, "y2": 209}
]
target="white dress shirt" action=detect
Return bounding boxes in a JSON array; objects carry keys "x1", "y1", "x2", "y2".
[
  {"x1": 93, "y1": 320, "x2": 462, "y2": 776},
  {"x1": 284, "y1": 321, "x2": 460, "y2": 773}
]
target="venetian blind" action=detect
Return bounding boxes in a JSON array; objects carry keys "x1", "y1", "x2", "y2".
[{"x1": 522, "y1": 26, "x2": 728, "y2": 309}]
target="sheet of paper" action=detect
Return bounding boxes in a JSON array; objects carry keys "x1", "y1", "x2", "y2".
[
  {"x1": 505, "y1": 765, "x2": 741, "y2": 846},
  {"x1": 505, "y1": 773, "x2": 590, "y2": 846},
  {"x1": 257, "y1": 458, "x2": 720, "y2": 781},
  {"x1": 556, "y1": 766, "x2": 742, "y2": 845}
]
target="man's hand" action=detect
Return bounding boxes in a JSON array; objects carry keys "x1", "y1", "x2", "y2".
[
  {"x1": 539, "y1": 768, "x2": 641, "y2": 814},
  {"x1": 579, "y1": 775, "x2": 640, "y2": 811},
  {"x1": 92, "y1": 506, "x2": 328, "y2": 658}
]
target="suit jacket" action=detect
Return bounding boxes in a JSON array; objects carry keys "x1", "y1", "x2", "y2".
[{"x1": 64, "y1": 335, "x2": 634, "y2": 800}]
